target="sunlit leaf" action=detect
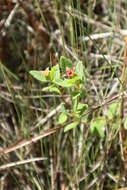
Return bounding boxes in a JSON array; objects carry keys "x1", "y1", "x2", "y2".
[
  {"x1": 72, "y1": 91, "x2": 81, "y2": 99},
  {"x1": 76, "y1": 103, "x2": 88, "y2": 115},
  {"x1": 73, "y1": 102, "x2": 88, "y2": 116},
  {"x1": 50, "y1": 65, "x2": 60, "y2": 81},
  {"x1": 107, "y1": 102, "x2": 120, "y2": 119},
  {"x1": 58, "y1": 112, "x2": 68, "y2": 124},
  {"x1": 64, "y1": 121, "x2": 79, "y2": 132},
  {"x1": 90, "y1": 118, "x2": 106, "y2": 138},
  {"x1": 42, "y1": 85, "x2": 61, "y2": 94},
  {"x1": 75, "y1": 61, "x2": 84, "y2": 80},
  {"x1": 65, "y1": 76, "x2": 81, "y2": 85},
  {"x1": 54, "y1": 78, "x2": 69, "y2": 87},
  {"x1": 124, "y1": 118, "x2": 127, "y2": 130},
  {"x1": 54, "y1": 76, "x2": 81, "y2": 88},
  {"x1": 29, "y1": 70, "x2": 47, "y2": 82}
]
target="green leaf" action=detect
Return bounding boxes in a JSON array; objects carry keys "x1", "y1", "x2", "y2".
[
  {"x1": 75, "y1": 61, "x2": 84, "y2": 80},
  {"x1": 112, "y1": 118, "x2": 120, "y2": 130},
  {"x1": 60, "y1": 103, "x2": 66, "y2": 112},
  {"x1": 58, "y1": 112, "x2": 68, "y2": 124},
  {"x1": 124, "y1": 118, "x2": 127, "y2": 129},
  {"x1": 81, "y1": 116, "x2": 88, "y2": 123},
  {"x1": 90, "y1": 118, "x2": 106, "y2": 138},
  {"x1": 54, "y1": 78, "x2": 74, "y2": 87},
  {"x1": 42, "y1": 85, "x2": 61, "y2": 94},
  {"x1": 64, "y1": 121, "x2": 79, "y2": 132},
  {"x1": 60, "y1": 56, "x2": 73, "y2": 73},
  {"x1": 72, "y1": 91, "x2": 81, "y2": 99},
  {"x1": 50, "y1": 65, "x2": 60, "y2": 81},
  {"x1": 72, "y1": 90, "x2": 86, "y2": 100},
  {"x1": 54, "y1": 76, "x2": 81, "y2": 88},
  {"x1": 54, "y1": 78, "x2": 69, "y2": 87},
  {"x1": 65, "y1": 76, "x2": 81, "y2": 85},
  {"x1": 76, "y1": 103, "x2": 88, "y2": 115},
  {"x1": 29, "y1": 70, "x2": 47, "y2": 82},
  {"x1": 73, "y1": 102, "x2": 88, "y2": 115},
  {"x1": 107, "y1": 102, "x2": 120, "y2": 119}
]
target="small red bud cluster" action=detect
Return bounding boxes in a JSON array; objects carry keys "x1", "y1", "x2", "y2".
[{"x1": 63, "y1": 67, "x2": 75, "y2": 78}]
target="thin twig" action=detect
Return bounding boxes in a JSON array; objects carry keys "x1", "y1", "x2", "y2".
[
  {"x1": 0, "y1": 120, "x2": 73, "y2": 156},
  {"x1": 81, "y1": 30, "x2": 127, "y2": 41},
  {"x1": 0, "y1": 157, "x2": 47, "y2": 170}
]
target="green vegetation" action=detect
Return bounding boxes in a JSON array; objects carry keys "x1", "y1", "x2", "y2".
[{"x1": 0, "y1": 0, "x2": 127, "y2": 189}]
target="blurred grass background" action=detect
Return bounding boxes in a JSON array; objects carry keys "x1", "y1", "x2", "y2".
[{"x1": 0, "y1": 0, "x2": 127, "y2": 189}]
